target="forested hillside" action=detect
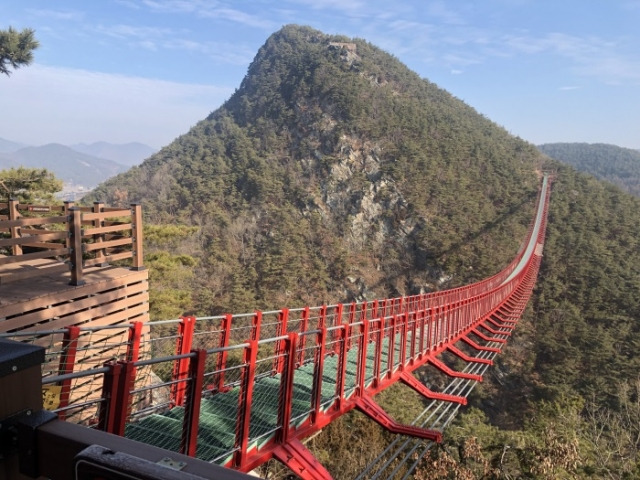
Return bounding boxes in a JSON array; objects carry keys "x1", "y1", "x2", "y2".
[
  {"x1": 88, "y1": 26, "x2": 640, "y2": 478},
  {"x1": 90, "y1": 25, "x2": 541, "y2": 318},
  {"x1": 539, "y1": 142, "x2": 640, "y2": 197}
]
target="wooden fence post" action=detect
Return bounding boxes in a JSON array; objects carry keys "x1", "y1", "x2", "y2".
[
  {"x1": 130, "y1": 203, "x2": 144, "y2": 270},
  {"x1": 8, "y1": 197, "x2": 22, "y2": 255},
  {"x1": 63, "y1": 201, "x2": 74, "y2": 251},
  {"x1": 68, "y1": 207, "x2": 85, "y2": 286},
  {"x1": 92, "y1": 202, "x2": 108, "y2": 266}
]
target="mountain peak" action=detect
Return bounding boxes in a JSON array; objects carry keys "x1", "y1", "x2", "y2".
[{"x1": 88, "y1": 25, "x2": 543, "y2": 311}]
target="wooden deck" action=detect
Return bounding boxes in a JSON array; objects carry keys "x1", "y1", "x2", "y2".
[
  {"x1": 1, "y1": 200, "x2": 147, "y2": 333},
  {"x1": 0, "y1": 264, "x2": 149, "y2": 331},
  {"x1": 1, "y1": 201, "x2": 150, "y2": 425},
  {"x1": 0, "y1": 262, "x2": 150, "y2": 425}
]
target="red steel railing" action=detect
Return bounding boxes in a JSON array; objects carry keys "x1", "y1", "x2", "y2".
[{"x1": 2, "y1": 175, "x2": 552, "y2": 479}]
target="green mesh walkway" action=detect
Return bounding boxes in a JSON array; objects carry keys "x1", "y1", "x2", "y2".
[{"x1": 125, "y1": 329, "x2": 415, "y2": 463}]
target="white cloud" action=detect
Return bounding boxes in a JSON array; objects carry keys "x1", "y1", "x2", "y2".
[
  {"x1": 424, "y1": 1, "x2": 466, "y2": 25},
  {"x1": 164, "y1": 39, "x2": 254, "y2": 65},
  {"x1": 198, "y1": 7, "x2": 277, "y2": 29},
  {"x1": 139, "y1": 0, "x2": 211, "y2": 13},
  {"x1": 94, "y1": 24, "x2": 176, "y2": 40},
  {"x1": 25, "y1": 8, "x2": 85, "y2": 21},
  {"x1": 92, "y1": 23, "x2": 254, "y2": 66},
  {"x1": 134, "y1": 0, "x2": 276, "y2": 29},
  {"x1": 442, "y1": 53, "x2": 482, "y2": 67},
  {"x1": 499, "y1": 32, "x2": 640, "y2": 84},
  {"x1": 0, "y1": 64, "x2": 234, "y2": 148},
  {"x1": 287, "y1": 0, "x2": 366, "y2": 13}
]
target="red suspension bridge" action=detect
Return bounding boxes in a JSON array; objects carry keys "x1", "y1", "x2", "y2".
[{"x1": 0, "y1": 174, "x2": 551, "y2": 479}]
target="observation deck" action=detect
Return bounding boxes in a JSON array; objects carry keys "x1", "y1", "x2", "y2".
[{"x1": 0, "y1": 201, "x2": 149, "y2": 415}]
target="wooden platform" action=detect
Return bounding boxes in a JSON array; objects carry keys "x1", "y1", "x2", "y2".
[
  {"x1": 0, "y1": 262, "x2": 149, "y2": 366},
  {"x1": 0, "y1": 264, "x2": 148, "y2": 330},
  {"x1": 0, "y1": 263, "x2": 150, "y2": 423},
  {"x1": 0, "y1": 201, "x2": 151, "y2": 424}
]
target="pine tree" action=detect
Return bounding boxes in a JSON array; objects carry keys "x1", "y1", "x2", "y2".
[{"x1": 0, "y1": 27, "x2": 39, "y2": 76}]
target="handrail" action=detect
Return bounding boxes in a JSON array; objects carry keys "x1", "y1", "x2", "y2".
[
  {"x1": 0, "y1": 199, "x2": 144, "y2": 285},
  {"x1": 3, "y1": 174, "x2": 552, "y2": 479}
]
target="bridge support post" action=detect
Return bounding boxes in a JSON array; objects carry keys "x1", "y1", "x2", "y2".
[
  {"x1": 272, "y1": 439, "x2": 333, "y2": 480},
  {"x1": 298, "y1": 307, "x2": 310, "y2": 365},
  {"x1": 484, "y1": 316, "x2": 514, "y2": 333},
  {"x1": 334, "y1": 326, "x2": 348, "y2": 411},
  {"x1": 235, "y1": 340, "x2": 258, "y2": 469},
  {"x1": 399, "y1": 313, "x2": 409, "y2": 369},
  {"x1": 111, "y1": 361, "x2": 136, "y2": 436},
  {"x1": 386, "y1": 315, "x2": 397, "y2": 378},
  {"x1": 471, "y1": 327, "x2": 507, "y2": 344},
  {"x1": 372, "y1": 317, "x2": 384, "y2": 388},
  {"x1": 491, "y1": 313, "x2": 519, "y2": 330},
  {"x1": 56, "y1": 325, "x2": 80, "y2": 420},
  {"x1": 276, "y1": 332, "x2": 298, "y2": 444},
  {"x1": 98, "y1": 362, "x2": 121, "y2": 433},
  {"x1": 274, "y1": 309, "x2": 289, "y2": 374},
  {"x1": 428, "y1": 357, "x2": 483, "y2": 382},
  {"x1": 447, "y1": 345, "x2": 493, "y2": 365},
  {"x1": 181, "y1": 349, "x2": 206, "y2": 457},
  {"x1": 355, "y1": 395, "x2": 442, "y2": 442},
  {"x1": 171, "y1": 315, "x2": 195, "y2": 407},
  {"x1": 215, "y1": 314, "x2": 232, "y2": 392},
  {"x1": 460, "y1": 335, "x2": 501, "y2": 353},
  {"x1": 356, "y1": 318, "x2": 370, "y2": 396},
  {"x1": 251, "y1": 310, "x2": 262, "y2": 341},
  {"x1": 310, "y1": 326, "x2": 327, "y2": 424},
  {"x1": 400, "y1": 372, "x2": 467, "y2": 405}
]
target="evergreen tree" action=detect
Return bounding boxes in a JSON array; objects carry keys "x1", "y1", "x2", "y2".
[
  {"x1": 0, "y1": 167, "x2": 62, "y2": 203},
  {"x1": 0, "y1": 27, "x2": 38, "y2": 76}
]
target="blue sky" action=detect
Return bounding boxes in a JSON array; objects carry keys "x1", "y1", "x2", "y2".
[{"x1": 1, "y1": 0, "x2": 639, "y2": 150}]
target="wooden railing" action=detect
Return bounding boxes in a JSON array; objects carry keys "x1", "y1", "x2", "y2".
[{"x1": 0, "y1": 200, "x2": 143, "y2": 286}]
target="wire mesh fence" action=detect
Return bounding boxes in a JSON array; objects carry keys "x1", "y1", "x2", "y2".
[
  {"x1": 246, "y1": 336, "x2": 286, "y2": 448},
  {"x1": 0, "y1": 267, "x2": 539, "y2": 476},
  {"x1": 1, "y1": 276, "x2": 528, "y2": 431}
]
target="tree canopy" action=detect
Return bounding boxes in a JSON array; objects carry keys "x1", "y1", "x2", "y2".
[
  {"x1": 0, "y1": 167, "x2": 62, "y2": 203},
  {"x1": 539, "y1": 142, "x2": 640, "y2": 197},
  {"x1": 0, "y1": 26, "x2": 38, "y2": 76}
]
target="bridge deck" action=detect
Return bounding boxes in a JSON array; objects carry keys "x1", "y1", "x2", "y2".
[
  {"x1": 0, "y1": 176, "x2": 550, "y2": 479},
  {"x1": 124, "y1": 330, "x2": 414, "y2": 464}
]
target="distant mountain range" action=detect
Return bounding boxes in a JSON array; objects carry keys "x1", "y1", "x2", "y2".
[
  {"x1": 538, "y1": 142, "x2": 640, "y2": 197},
  {"x1": 0, "y1": 138, "x2": 156, "y2": 191},
  {"x1": 70, "y1": 141, "x2": 156, "y2": 167},
  {"x1": 0, "y1": 137, "x2": 28, "y2": 153}
]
